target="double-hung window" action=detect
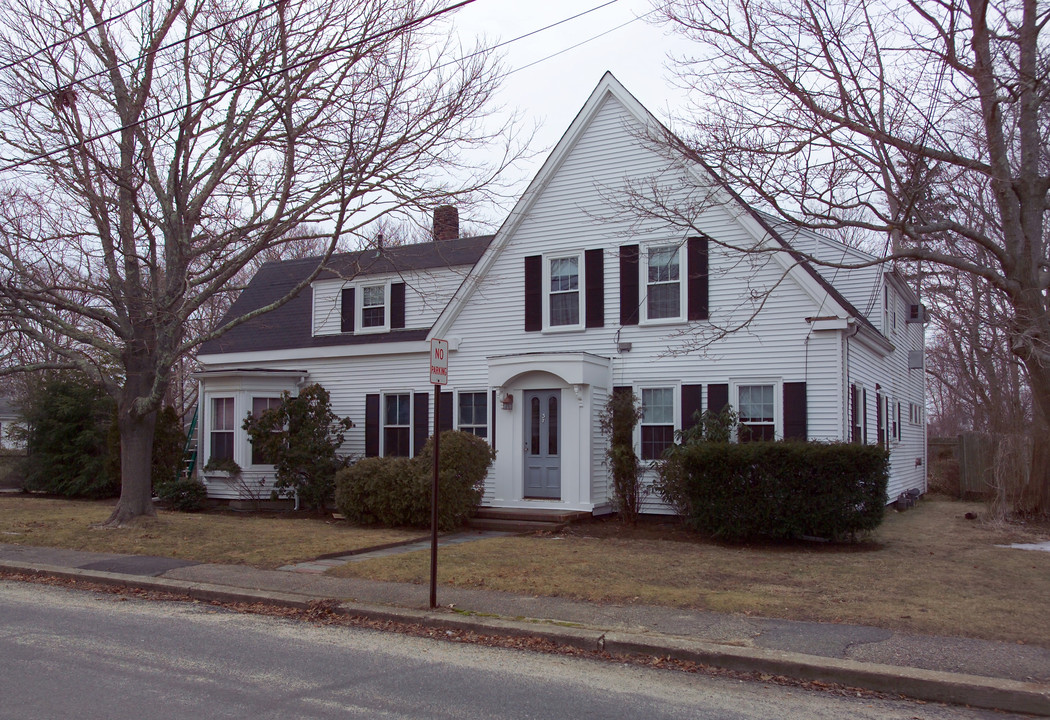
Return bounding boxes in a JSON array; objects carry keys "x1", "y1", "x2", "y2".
[
  {"x1": 640, "y1": 387, "x2": 675, "y2": 460},
  {"x1": 361, "y1": 284, "x2": 387, "y2": 330},
  {"x1": 210, "y1": 397, "x2": 235, "y2": 461},
  {"x1": 383, "y1": 393, "x2": 411, "y2": 457},
  {"x1": 645, "y1": 245, "x2": 682, "y2": 321},
  {"x1": 457, "y1": 391, "x2": 488, "y2": 438},
  {"x1": 546, "y1": 255, "x2": 581, "y2": 328},
  {"x1": 738, "y1": 384, "x2": 775, "y2": 441},
  {"x1": 250, "y1": 397, "x2": 283, "y2": 465}
]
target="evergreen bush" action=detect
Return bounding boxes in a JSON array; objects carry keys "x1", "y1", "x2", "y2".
[
  {"x1": 656, "y1": 441, "x2": 888, "y2": 541},
  {"x1": 155, "y1": 477, "x2": 207, "y2": 512},
  {"x1": 20, "y1": 377, "x2": 117, "y2": 498},
  {"x1": 334, "y1": 430, "x2": 493, "y2": 530}
]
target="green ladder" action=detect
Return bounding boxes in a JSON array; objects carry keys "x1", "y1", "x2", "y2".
[{"x1": 179, "y1": 406, "x2": 199, "y2": 482}]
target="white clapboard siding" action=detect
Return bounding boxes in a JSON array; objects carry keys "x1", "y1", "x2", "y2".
[{"x1": 313, "y1": 266, "x2": 473, "y2": 336}]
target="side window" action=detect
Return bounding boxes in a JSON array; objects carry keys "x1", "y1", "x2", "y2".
[
  {"x1": 250, "y1": 397, "x2": 282, "y2": 465},
  {"x1": 383, "y1": 393, "x2": 411, "y2": 457},
  {"x1": 640, "y1": 387, "x2": 675, "y2": 460},
  {"x1": 645, "y1": 245, "x2": 682, "y2": 321},
  {"x1": 738, "y1": 384, "x2": 775, "y2": 441},
  {"x1": 457, "y1": 391, "x2": 488, "y2": 438},
  {"x1": 210, "y1": 397, "x2": 235, "y2": 461}
]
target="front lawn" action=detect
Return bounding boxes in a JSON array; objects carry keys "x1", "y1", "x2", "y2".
[
  {"x1": 327, "y1": 497, "x2": 1050, "y2": 646},
  {"x1": 0, "y1": 497, "x2": 423, "y2": 569}
]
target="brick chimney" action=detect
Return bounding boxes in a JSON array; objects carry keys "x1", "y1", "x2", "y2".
[{"x1": 433, "y1": 205, "x2": 459, "y2": 241}]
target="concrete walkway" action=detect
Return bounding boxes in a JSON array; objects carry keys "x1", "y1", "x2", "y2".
[{"x1": 0, "y1": 541, "x2": 1047, "y2": 716}]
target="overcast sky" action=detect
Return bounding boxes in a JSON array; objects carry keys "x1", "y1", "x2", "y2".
[{"x1": 448, "y1": 0, "x2": 695, "y2": 226}]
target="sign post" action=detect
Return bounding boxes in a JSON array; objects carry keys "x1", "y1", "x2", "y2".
[{"x1": 428, "y1": 338, "x2": 448, "y2": 609}]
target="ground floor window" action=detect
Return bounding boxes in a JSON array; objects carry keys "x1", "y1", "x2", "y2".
[
  {"x1": 384, "y1": 393, "x2": 411, "y2": 457},
  {"x1": 738, "y1": 384, "x2": 775, "y2": 441},
  {"x1": 210, "y1": 397, "x2": 235, "y2": 461},
  {"x1": 458, "y1": 391, "x2": 488, "y2": 438},
  {"x1": 640, "y1": 387, "x2": 675, "y2": 460}
]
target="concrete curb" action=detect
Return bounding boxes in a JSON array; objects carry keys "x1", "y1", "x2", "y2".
[{"x1": 2, "y1": 560, "x2": 1047, "y2": 716}]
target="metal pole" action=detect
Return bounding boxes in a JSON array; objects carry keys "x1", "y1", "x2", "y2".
[{"x1": 430, "y1": 383, "x2": 440, "y2": 609}]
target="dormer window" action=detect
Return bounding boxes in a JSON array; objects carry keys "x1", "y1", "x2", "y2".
[
  {"x1": 361, "y1": 284, "x2": 386, "y2": 329},
  {"x1": 338, "y1": 281, "x2": 405, "y2": 334}
]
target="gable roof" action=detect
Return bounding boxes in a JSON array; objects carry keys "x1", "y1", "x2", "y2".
[
  {"x1": 431, "y1": 72, "x2": 877, "y2": 340},
  {"x1": 198, "y1": 235, "x2": 492, "y2": 356}
]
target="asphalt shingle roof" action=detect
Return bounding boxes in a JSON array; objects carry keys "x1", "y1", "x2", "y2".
[{"x1": 199, "y1": 235, "x2": 493, "y2": 356}]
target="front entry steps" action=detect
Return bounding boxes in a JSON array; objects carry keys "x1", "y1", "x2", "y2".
[{"x1": 467, "y1": 507, "x2": 591, "y2": 533}]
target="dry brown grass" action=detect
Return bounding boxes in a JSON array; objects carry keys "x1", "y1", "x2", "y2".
[
  {"x1": 328, "y1": 497, "x2": 1050, "y2": 646},
  {"x1": 0, "y1": 497, "x2": 423, "y2": 568}
]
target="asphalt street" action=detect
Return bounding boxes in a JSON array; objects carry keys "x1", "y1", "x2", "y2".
[{"x1": 0, "y1": 580, "x2": 1025, "y2": 720}]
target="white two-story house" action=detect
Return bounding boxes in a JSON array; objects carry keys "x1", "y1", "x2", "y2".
[{"x1": 196, "y1": 73, "x2": 927, "y2": 513}]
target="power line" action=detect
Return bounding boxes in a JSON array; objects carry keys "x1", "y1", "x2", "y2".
[
  {"x1": 0, "y1": 0, "x2": 152, "y2": 74},
  {"x1": 0, "y1": 0, "x2": 478, "y2": 174},
  {"x1": 0, "y1": 0, "x2": 288, "y2": 116},
  {"x1": 501, "y1": 11, "x2": 646, "y2": 78}
]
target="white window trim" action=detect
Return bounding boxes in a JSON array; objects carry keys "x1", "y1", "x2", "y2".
[
  {"x1": 730, "y1": 378, "x2": 783, "y2": 441},
  {"x1": 208, "y1": 396, "x2": 237, "y2": 463},
  {"x1": 640, "y1": 242, "x2": 686, "y2": 325},
  {"x1": 455, "y1": 389, "x2": 490, "y2": 440},
  {"x1": 541, "y1": 251, "x2": 584, "y2": 332},
  {"x1": 635, "y1": 383, "x2": 680, "y2": 461},
  {"x1": 853, "y1": 382, "x2": 868, "y2": 444},
  {"x1": 357, "y1": 279, "x2": 392, "y2": 334},
  {"x1": 381, "y1": 390, "x2": 413, "y2": 457}
]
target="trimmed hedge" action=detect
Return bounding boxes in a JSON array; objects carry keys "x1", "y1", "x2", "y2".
[
  {"x1": 334, "y1": 431, "x2": 494, "y2": 530},
  {"x1": 656, "y1": 442, "x2": 888, "y2": 541}
]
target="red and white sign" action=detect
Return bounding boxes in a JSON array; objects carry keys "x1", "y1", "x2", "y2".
[{"x1": 429, "y1": 338, "x2": 448, "y2": 385}]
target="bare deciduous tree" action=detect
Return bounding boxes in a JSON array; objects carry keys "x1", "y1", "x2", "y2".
[
  {"x1": 649, "y1": 0, "x2": 1050, "y2": 511},
  {"x1": 0, "y1": 0, "x2": 515, "y2": 524}
]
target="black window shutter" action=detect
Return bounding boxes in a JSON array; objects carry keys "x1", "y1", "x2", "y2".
[
  {"x1": 707, "y1": 383, "x2": 729, "y2": 414},
  {"x1": 413, "y1": 392, "x2": 429, "y2": 456},
  {"x1": 687, "y1": 236, "x2": 709, "y2": 321},
  {"x1": 619, "y1": 245, "x2": 639, "y2": 326},
  {"x1": 491, "y1": 389, "x2": 497, "y2": 451},
  {"x1": 390, "y1": 282, "x2": 406, "y2": 329},
  {"x1": 439, "y1": 390, "x2": 453, "y2": 432},
  {"x1": 876, "y1": 391, "x2": 884, "y2": 445},
  {"x1": 682, "y1": 384, "x2": 703, "y2": 431},
  {"x1": 585, "y1": 248, "x2": 604, "y2": 328},
  {"x1": 364, "y1": 394, "x2": 379, "y2": 457},
  {"x1": 341, "y1": 288, "x2": 355, "y2": 333},
  {"x1": 524, "y1": 255, "x2": 542, "y2": 331},
  {"x1": 612, "y1": 386, "x2": 634, "y2": 446},
  {"x1": 783, "y1": 382, "x2": 807, "y2": 440}
]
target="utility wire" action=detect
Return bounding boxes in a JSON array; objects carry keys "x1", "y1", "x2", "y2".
[
  {"x1": 505, "y1": 11, "x2": 649, "y2": 77},
  {"x1": 0, "y1": 0, "x2": 151, "y2": 74},
  {"x1": 0, "y1": 0, "x2": 478, "y2": 173},
  {"x1": 0, "y1": 0, "x2": 288, "y2": 116}
]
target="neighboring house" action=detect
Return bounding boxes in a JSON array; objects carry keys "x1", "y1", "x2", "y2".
[
  {"x1": 196, "y1": 73, "x2": 927, "y2": 512},
  {"x1": 0, "y1": 395, "x2": 25, "y2": 452}
]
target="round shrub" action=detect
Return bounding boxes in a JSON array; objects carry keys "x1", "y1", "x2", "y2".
[
  {"x1": 155, "y1": 477, "x2": 207, "y2": 512},
  {"x1": 335, "y1": 430, "x2": 494, "y2": 530}
]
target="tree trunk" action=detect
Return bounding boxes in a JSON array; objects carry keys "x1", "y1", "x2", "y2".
[
  {"x1": 1019, "y1": 361, "x2": 1050, "y2": 516},
  {"x1": 103, "y1": 369, "x2": 160, "y2": 526}
]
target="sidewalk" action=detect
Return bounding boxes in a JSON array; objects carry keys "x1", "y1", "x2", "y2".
[{"x1": 1, "y1": 541, "x2": 1047, "y2": 716}]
